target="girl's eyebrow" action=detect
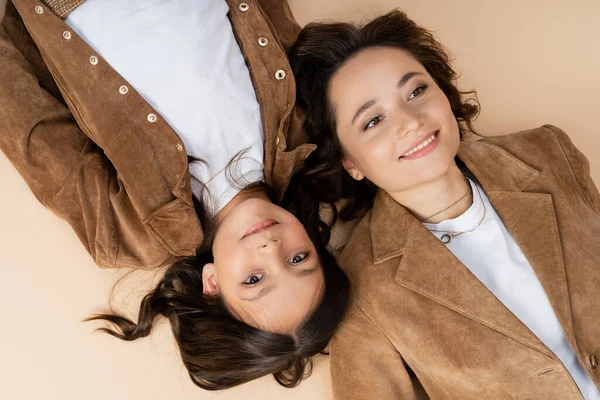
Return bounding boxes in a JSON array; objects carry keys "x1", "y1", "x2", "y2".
[
  {"x1": 351, "y1": 71, "x2": 424, "y2": 126},
  {"x1": 241, "y1": 284, "x2": 274, "y2": 301},
  {"x1": 241, "y1": 263, "x2": 319, "y2": 301}
]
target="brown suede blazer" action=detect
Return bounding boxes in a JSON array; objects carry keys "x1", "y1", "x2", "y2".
[
  {"x1": 330, "y1": 125, "x2": 600, "y2": 399},
  {"x1": 0, "y1": 0, "x2": 314, "y2": 269}
]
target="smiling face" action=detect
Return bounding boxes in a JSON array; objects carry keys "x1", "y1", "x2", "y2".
[
  {"x1": 329, "y1": 46, "x2": 461, "y2": 196},
  {"x1": 203, "y1": 197, "x2": 325, "y2": 334}
]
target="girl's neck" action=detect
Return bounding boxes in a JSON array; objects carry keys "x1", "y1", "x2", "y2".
[{"x1": 390, "y1": 163, "x2": 472, "y2": 224}]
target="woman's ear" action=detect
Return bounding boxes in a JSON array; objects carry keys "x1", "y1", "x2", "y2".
[
  {"x1": 342, "y1": 158, "x2": 365, "y2": 181},
  {"x1": 202, "y1": 264, "x2": 219, "y2": 295}
]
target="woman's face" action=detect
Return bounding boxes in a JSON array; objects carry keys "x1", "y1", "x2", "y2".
[
  {"x1": 204, "y1": 198, "x2": 324, "y2": 334},
  {"x1": 329, "y1": 46, "x2": 460, "y2": 195}
]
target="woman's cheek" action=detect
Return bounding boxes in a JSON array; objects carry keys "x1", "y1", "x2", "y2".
[{"x1": 369, "y1": 134, "x2": 396, "y2": 163}]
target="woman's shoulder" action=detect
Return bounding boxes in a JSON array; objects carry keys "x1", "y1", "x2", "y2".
[
  {"x1": 474, "y1": 124, "x2": 572, "y2": 154},
  {"x1": 466, "y1": 124, "x2": 579, "y2": 171},
  {"x1": 337, "y1": 212, "x2": 374, "y2": 273}
]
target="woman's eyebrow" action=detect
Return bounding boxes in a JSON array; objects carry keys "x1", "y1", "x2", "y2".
[
  {"x1": 352, "y1": 100, "x2": 377, "y2": 126},
  {"x1": 397, "y1": 71, "x2": 423, "y2": 89},
  {"x1": 351, "y1": 71, "x2": 424, "y2": 126}
]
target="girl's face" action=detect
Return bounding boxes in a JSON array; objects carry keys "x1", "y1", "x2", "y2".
[
  {"x1": 204, "y1": 198, "x2": 324, "y2": 334},
  {"x1": 329, "y1": 46, "x2": 461, "y2": 195}
]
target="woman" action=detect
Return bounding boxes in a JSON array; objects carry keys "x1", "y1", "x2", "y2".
[
  {"x1": 0, "y1": 0, "x2": 348, "y2": 391},
  {"x1": 290, "y1": 10, "x2": 600, "y2": 399}
]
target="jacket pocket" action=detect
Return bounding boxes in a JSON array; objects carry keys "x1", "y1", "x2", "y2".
[{"x1": 145, "y1": 199, "x2": 203, "y2": 257}]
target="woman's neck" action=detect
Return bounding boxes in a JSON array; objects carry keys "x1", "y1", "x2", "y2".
[
  {"x1": 390, "y1": 163, "x2": 472, "y2": 224},
  {"x1": 216, "y1": 185, "x2": 271, "y2": 223}
]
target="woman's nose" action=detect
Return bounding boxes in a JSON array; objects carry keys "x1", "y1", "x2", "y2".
[{"x1": 393, "y1": 107, "x2": 422, "y2": 138}]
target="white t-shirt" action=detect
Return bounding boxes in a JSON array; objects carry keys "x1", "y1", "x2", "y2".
[
  {"x1": 424, "y1": 178, "x2": 599, "y2": 399},
  {"x1": 65, "y1": 0, "x2": 265, "y2": 214}
]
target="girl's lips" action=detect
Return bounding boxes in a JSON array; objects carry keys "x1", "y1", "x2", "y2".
[
  {"x1": 243, "y1": 218, "x2": 278, "y2": 238},
  {"x1": 399, "y1": 130, "x2": 440, "y2": 160}
]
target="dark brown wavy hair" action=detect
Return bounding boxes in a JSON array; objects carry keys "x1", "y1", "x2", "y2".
[
  {"x1": 288, "y1": 9, "x2": 480, "y2": 223},
  {"x1": 86, "y1": 162, "x2": 350, "y2": 390}
]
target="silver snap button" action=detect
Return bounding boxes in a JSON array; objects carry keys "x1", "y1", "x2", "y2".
[
  {"x1": 176, "y1": 144, "x2": 183, "y2": 152},
  {"x1": 258, "y1": 37, "x2": 269, "y2": 47},
  {"x1": 147, "y1": 113, "x2": 158, "y2": 123},
  {"x1": 239, "y1": 2, "x2": 249, "y2": 12},
  {"x1": 591, "y1": 354, "x2": 598, "y2": 369},
  {"x1": 276, "y1": 137, "x2": 280, "y2": 145},
  {"x1": 63, "y1": 31, "x2": 72, "y2": 40},
  {"x1": 89, "y1": 56, "x2": 99, "y2": 66},
  {"x1": 119, "y1": 85, "x2": 129, "y2": 95},
  {"x1": 35, "y1": 6, "x2": 44, "y2": 14},
  {"x1": 275, "y1": 69, "x2": 286, "y2": 80}
]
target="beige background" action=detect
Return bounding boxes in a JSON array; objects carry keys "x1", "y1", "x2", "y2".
[{"x1": 1, "y1": 1, "x2": 599, "y2": 399}]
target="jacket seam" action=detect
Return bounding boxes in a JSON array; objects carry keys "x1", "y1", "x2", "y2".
[
  {"x1": 352, "y1": 301, "x2": 443, "y2": 393},
  {"x1": 54, "y1": 78, "x2": 95, "y2": 142}
]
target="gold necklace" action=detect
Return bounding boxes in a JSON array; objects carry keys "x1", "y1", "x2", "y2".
[
  {"x1": 427, "y1": 182, "x2": 486, "y2": 244},
  {"x1": 419, "y1": 178, "x2": 471, "y2": 223}
]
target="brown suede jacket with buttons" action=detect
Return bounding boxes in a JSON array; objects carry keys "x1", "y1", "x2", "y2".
[
  {"x1": 331, "y1": 125, "x2": 600, "y2": 399},
  {"x1": 0, "y1": 0, "x2": 315, "y2": 269}
]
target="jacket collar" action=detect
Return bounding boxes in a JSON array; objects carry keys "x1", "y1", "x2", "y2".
[
  {"x1": 40, "y1": 0, "x2": 86, "y2": 19},
  {"x1": 369, "y1": 138, "x2": 575, "y2": 354},
  {"x1": 370, "y1": 138, "x2": 540, "y2": 263}
]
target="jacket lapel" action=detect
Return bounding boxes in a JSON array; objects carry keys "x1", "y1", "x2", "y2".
[
  {"x1": 371, "y1": 138, "x2": 574, "y2": 353},
  {"x1": 460, "y1": 140, "x2": 577, "y2": 346}
]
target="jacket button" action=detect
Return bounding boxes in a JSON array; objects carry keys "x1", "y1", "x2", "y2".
[
  {"x1": 35, "y1": 6, "x2": 43, "y2": 14},
  {"x1": 147, "y1": 113, "x2": 158, "y2": 123},
  {"x1": 275, "y1": 69, "x2": 286, "y2": 80},
  {"x1": 63, "y1": 31, "x2": 72, "y2": 40},
  {"x1": 119, "y1": 85, "x2": 129, "y2": 95},
  {"x1": 591, "y1": 354, "x2": 598, "y2": 369},
  {"x1": 176, "y1": 144, "x2": 183, "y2": 152},
  {"x1": 258, "y1": 37, "x2": 269, "y2": 47},
  {"x1": 89, "y1": 56, "x2": 99, "y2": 65},
  {"x1": 239, "y1": 2, "x2": 249, "y2": 12}
]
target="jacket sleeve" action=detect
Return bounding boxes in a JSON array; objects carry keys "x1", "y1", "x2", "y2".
[
  {"x1": 0, "y1": 24, "x2": 173, "y2": 269},
  {"x1": 544, "y1": 125, "x2": 600, "y2": 214},
  {"x1": 330, "y1": 304, "x2": 426, "y2": 400}
]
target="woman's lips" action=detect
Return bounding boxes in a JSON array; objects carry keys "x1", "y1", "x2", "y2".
[
  {"x1": 243, "y1": 218, "x2": 278, "y2": 238},
  {"x1": 399, "y1": 130, "x2": 440, "y2": 160}
]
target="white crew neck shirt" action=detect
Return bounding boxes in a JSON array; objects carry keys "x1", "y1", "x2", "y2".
[
  {"x1": 65, "y1": 0, "x2": 265, "y2": 214},
  {"x1": 424, "y1": 178, "x2": 599, "y2": 399}
]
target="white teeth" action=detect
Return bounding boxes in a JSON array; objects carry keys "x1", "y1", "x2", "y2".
[{"x1": 402, "y1": 133, "x2": 437, "y2": 157}]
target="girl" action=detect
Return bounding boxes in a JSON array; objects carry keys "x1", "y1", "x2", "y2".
[
  {"x1": 0, "y1": 0, "x2": 348, "y2": 391},
  {"x1": 290, "y1": 10, "x2": 600, "y2": 399}
]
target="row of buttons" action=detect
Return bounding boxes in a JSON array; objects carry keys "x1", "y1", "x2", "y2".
[
  {"x1": 34, "y1": 3, "x2": 184, "y2": 152},
  {"x1": 237, "y1": 1, "x2": 286, "y2": 81},
  {"x1": 237, "y1": 0, "x2": 286, "y2": 148}
]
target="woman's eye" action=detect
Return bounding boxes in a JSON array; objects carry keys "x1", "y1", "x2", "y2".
[
  {"x1": 288, "y1": 252, "x2": 310, "y2": 264},
  {"x1": 409, "y1": 85, "x2": 428, "y2": 100},
  {"x1": 364, "y1": 116, "x2": 383, "y2": 131},
  {"x1": 243, "y1": 273, "x2": 264, "y2": 285}
]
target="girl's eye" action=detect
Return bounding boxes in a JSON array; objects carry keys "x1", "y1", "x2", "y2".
[
  {"x1": 288, "y1": 252, "x2": 310, "y2": 264},
  {"x1": 363, "y1": 116, "x2": 383, "y2": 131},
  {"x1": 243, "y1": 273, "x2": 264, "y2": 285},
  {"x1": 409, "y1": 85, "x2": 428, "y2": 100}
]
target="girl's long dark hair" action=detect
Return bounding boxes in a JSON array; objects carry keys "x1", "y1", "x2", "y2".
[
  {"x1": 288, "y1": 10, "x2": 480, "y2": 227},
  {"x1": 86, "y1": 158, "x2": 350, "y2": 390}
]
